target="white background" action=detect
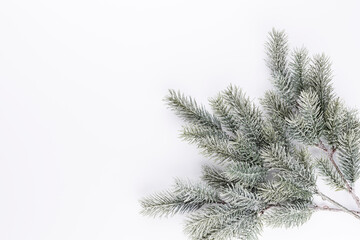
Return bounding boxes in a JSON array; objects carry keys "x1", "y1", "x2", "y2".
[{"x1": 1, "y1": 0, "x2": 360, "y2": 239}]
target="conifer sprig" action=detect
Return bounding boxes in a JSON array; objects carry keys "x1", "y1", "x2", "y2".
[{"x1": 140, "y1": 29, "x2": 360, "y2": 240}]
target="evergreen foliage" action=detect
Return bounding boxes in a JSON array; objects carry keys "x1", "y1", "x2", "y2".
[{"x1": 140, "y1": 29, "x2": 360, "y2": 239}]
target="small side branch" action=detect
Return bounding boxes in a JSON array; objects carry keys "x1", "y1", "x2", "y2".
[
  {"x1": 317, "y1": 140, "x2": 360, "y2": 209},
  {"x1": 316, "y1": 191, "x2": 360, "y2": 220},
  {"x1": 349, "y1": 189, "x2": 360, "y2": 209},
  {"x1": 312, "y1": 205, "x2": 360, "y2": 215}
]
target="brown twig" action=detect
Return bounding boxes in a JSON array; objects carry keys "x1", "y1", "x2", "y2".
[
  {"x1": 312, "y1": 204, "x2": 360, "y2": 215},
  {"x1": 259, "y1": 204, "x2": 278, "y2": 215},
  {"x1": 316, "y1": 191, "x2": 360, "y2": 220}
]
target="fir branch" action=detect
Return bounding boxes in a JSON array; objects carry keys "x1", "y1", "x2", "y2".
[
  {"x1": 262, "y1": 120, "x2": 292, "y2": 152},
  {"x1": 201, "y1": 165, "x2": 233, "y2": 189},
  {"x1": 181, "y1": 124, "x2": 228, "y2": 144},
  {"x1": 316, "y1": 157, "x2": 346, "y2": 191},
  {"x1": 343, "y1": 109, "x2": 360, "y2": 134},
  {"x1": 260, "y1": 92, "x2": 293, "y2": 151},
  {"x1": 265, "y1": 29, "x2": 289, "y2": 80},
  {"x1": 220, "y1": 184, "x2": 264, "y2": 211},
  {"x1": 324, "y1": 98, "x2": 346, "y2": 147},
  {"x1": 140, "y1": 179, "x2": 227, "y2": 218},
  {"x1": 222, "y1": 85, "x2": 265, "y2": 146},
  {"x1": 140, "y1": 190, "x2": 203, "y2": 217},
  {"x1": 261, "y1": 90, "x2": 292, "y2": 121},
  {"x1": 287, "y1": 90, "x2": 323, "y2": 145},
  {"x1": 289, "y1": 47, "x2": 310, "y2": 100},
  {"x1": 308, "y1": 54, "x2": 334, "y2": 115},
  {"x1": 258, "y1": 179, "x2": 313, "y2": 204},
  {"x1": 261, "y1": 144, "x2": 316, "y2": 189},
  {"x1": 338, "y1": 130, "x2": 360, "y2": 184},
  {"x1": 261, "y1": 201, "x2": 313, "y2": 228},
  {"x1": 181, "y1": 125, "x2": 241, "y2": 163},
  {"x1": 265, "y1": 29, "x2": 299, "y2": 106},
  {"x1": 233, "y1": 133, "x2": 263, "y2": 164},
  {"x1": 210, "y1": 93, "x2": 240, "y2": 135},
  {"x1": 224, "y1": 162, "x2": 266, "y2": 188},
  {"x1": 185, "y1": 205, "x2": 262, "y2": 240},
  {"x1": 316, "y1": 142, "x2": 360, "y2": 209},
  {"x1": 173, "y1": 178, "x2": 222, "y2": 204},
  {"x1": 142, "y1": 29, "x2": 360, "y2": 240},
  {"x1": 165, "y1": 89, "x2": 222, "y2": 130}
]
